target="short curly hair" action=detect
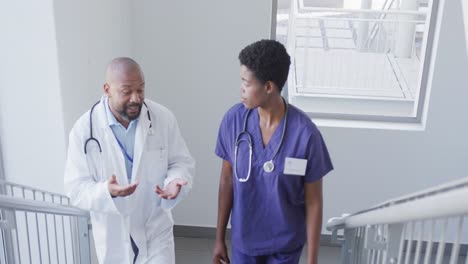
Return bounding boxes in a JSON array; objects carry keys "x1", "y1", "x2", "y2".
[{"x1": 238, "y1": 39, "x2": 291, "y2": 92}]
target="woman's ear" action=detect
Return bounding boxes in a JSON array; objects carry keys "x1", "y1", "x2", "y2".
[{"x1": 265, "y1": 81, "x2": 277, "y2": 95}]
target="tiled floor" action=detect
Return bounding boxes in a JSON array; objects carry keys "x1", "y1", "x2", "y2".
[
  {"x1": 174, "y1": 237, "x2": 468, "y2": 263},
  {"x1": 90, "y1": 236, "x2": 468, "y2": 263},
  {"x1": 174, "y1": 237, "x2": 341, "y2": 264},
  {"x1": 90, "y1": 235, "x2": 341, "y2": 263}
]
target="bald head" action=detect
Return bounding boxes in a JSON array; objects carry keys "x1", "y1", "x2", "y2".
[
  {"x1": 104, "y1": 57, "x2": 146, "y2": 125},
  {"x1": 105, "y1": 57, "x2": 144, "y2": 84}
]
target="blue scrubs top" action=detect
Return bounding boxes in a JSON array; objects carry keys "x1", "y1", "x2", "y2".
[{"x1": 215, "y1": 103, "x2": 333, "y2": 256}]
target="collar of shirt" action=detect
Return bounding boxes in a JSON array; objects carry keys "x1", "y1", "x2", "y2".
[
  {"x1": 104, "y1": 96, "x2": 139, "y2": 130},
  {"x1": 104, "y1": 96, "x2": 139, "y2": 181}
]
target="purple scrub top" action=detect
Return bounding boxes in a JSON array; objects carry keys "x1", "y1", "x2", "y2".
[{"x1": 215, "y1": 103, "x2": 333, "y2": 256}]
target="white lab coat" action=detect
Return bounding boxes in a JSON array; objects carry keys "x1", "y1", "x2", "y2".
[{"x1": 64, "y1": 96, "x2": 195, "y2": 264}]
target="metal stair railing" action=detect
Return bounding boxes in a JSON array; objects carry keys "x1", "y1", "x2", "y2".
[
  {"x1": 0, "y1": 180, "x2": 91, "y2": 264},
  {"x1": 327, "y1": 177, "x2": 468, "y2": 264}
]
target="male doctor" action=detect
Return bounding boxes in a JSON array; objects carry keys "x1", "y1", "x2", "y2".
[{"x1": 64, "y1": 57, "x2": 195, "y2": 264}]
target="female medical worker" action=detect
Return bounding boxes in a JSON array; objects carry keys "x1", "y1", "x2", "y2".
[
  {"x1": 212, "y1": 40, "x2": 333, "y2": 264},
  {"x1": 64, "y1": 57, "x2": 195, "y2": 264}
]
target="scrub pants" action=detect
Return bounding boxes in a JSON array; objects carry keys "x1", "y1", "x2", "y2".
[{"x1": 232, "y1": 245, "x2": 303, "y2": 264}]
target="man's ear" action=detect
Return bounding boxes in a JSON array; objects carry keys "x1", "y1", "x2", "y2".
[{"x1": 103, "y1": 83, "x2": 110, "y2": 95}]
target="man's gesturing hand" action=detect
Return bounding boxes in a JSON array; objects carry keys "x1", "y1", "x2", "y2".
[
  {"x1": 155, "y1": 179, "x2": 187, "y2": 200},
  {"x1": 108, "y1": 175, "x2": 138, "y2": 197}
]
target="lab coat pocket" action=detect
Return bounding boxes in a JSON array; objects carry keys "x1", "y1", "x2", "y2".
[
  {"x1": 145, "y1": 136, "x2": 167, "y2": 157},
  {"x1": 146, "y1": 135, "x2": 168, "y2": 163},
  {"x1": 144, "y1": 135, "x2": 168, "y2": 183},
  {"x1": 145, "y1": 134, "x2": 162, "y2": 151}
]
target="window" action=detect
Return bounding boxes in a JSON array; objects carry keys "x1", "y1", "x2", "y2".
[{"x1": 273, "y1": 0, "x2": 442, "y2": 124}]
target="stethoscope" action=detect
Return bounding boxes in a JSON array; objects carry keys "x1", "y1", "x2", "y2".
[
  {"x1": 84, "y1": 100, "x2": 152, "y2": 154},
  {"x1": 234, "y1": 101, "x2": 289, "y2": 182}
]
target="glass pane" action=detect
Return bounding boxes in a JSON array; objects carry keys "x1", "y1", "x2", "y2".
[{"x1": 275, "y1": 0, "x2": 436, "y2": 119}]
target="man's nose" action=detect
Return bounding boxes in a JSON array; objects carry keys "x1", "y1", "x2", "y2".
[{"x1": 130, "y1": 93, "x2": 142, "y2": 103}]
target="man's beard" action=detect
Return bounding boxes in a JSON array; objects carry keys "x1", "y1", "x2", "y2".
[{"x1": 119, "y1": 102, "x2": 143, "y2": 122}]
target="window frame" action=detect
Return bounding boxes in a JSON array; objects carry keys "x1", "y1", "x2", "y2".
[
  {"x1": 0, "y1": 136, "x2": 4, "y2": 181},
  {"x1": 270, "y1": 0, "x2": 444, "y2": 125}
]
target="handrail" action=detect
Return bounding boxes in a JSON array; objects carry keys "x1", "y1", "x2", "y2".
[
  {"x1": 294, "y1": 13, "x2": 425, "y2": 23},
  {"x1": 0, "y1": 179, "x2": 70, "y2": 204},
  {"x1": 366, "y1": 0, "x2": 397, "y2": 48},
  {"x1": 297, "y1": 5, "x2": 427, "y2": 16},
  {"x1": 327, "y1": 177, "x2": 468, "y2": 230},
  {"x1": 0, "y1": 194, "x2": 88, "y2": 217},
  {"x1": 0, "y1": 182, "x2": 91, "y2": 264}
]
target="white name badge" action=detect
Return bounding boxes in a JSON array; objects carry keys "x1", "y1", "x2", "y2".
[{"x1": 283, "y1": 157, "x2": 307, "y2": 176}]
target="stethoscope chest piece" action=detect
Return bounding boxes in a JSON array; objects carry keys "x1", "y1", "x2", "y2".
[
  {"x1": 234, "y1": 98, "x2": 288, "y2": 182},
  {"x1": 263, "y1": 160, "x2": 275, "y2": 173}
]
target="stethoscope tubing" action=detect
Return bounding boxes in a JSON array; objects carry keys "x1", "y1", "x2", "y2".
[
  {"x1": 84, "y1": 100, "x2": 152, "y2": 155},
  {"x1": 234, "y1": 100, "x2": 289, "y2": 182}
]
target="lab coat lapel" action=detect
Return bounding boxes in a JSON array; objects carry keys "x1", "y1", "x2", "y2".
[
  {"x1": 95, "y1": 96, "x2": 128, "y2": 184},
  {"x1": 132, "y1": 103, "x2": 151, "y2": 182}
]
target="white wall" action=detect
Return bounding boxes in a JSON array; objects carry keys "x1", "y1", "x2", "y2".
[
  {"x1": 0, "y1": 1, "x2": 66, "y2": 193},
  {"x1": 131, "y1": 0, "x2": 274, "y2": 227},
  {"x1": 0, "y1": 0, "x2": 133, "y2": 194},
  {"x1": 53, "y1": 0, "x2": 133, "y2": 133},
  {"x1": 131, "y1": 0, "x2": 468, "y2": 233}
]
